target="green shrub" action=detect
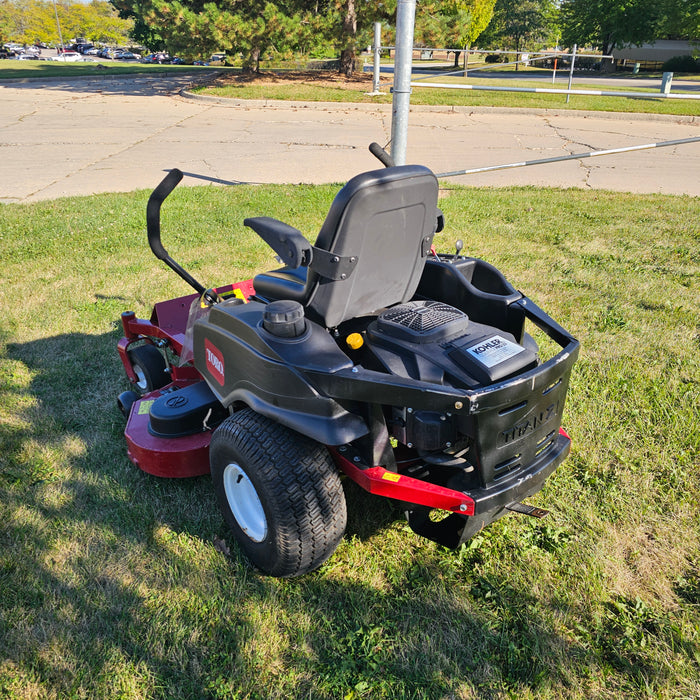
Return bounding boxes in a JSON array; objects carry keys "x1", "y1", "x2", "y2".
[{"x1": 662, "y1": 54, "x2": 700, "y2": 72}]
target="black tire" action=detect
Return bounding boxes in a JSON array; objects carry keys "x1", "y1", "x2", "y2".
[
  {"x1": 210, "y1": 408, "x2": 347, "y2": 577},
  {"x1": 117, "y1": 390, "x2": 139, "y2": 418},
  {"x1": 127, "y1": 344, "x2": 168, "y2": 394}
]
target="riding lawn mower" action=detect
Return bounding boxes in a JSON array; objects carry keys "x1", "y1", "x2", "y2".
[{"x1": 117, "y1": 145, "x2": 579, "y2": 577}]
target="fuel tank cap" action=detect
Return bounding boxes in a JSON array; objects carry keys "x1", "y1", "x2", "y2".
[{"x1": 262, "y1": 299, "x2": 306, "y2": 338}]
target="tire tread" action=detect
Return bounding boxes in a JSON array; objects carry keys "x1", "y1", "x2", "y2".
[{"x1": 210, "y1": 409, "x2": 346, "y2": 577}]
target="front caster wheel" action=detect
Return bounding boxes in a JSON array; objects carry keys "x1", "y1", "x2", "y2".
[
  {"x1": 127, "y1": 344, "x2": 168, "y2": 394},
  {"x1": 117, "y1": 390, "x2": 139, "y2": 418},
  {"x1": 210, "y1": 408, "x2": 347, "y2": 577}
]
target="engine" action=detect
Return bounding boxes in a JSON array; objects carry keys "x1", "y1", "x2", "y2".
[{"x1": 364, "y1": 300, "x2": 538, "y2": 456}]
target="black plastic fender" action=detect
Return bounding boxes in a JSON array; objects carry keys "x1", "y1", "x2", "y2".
[{"x1": 193, "y1": 299, "x2": 368, "y2": 446}]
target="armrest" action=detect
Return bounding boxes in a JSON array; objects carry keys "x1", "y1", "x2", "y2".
[{"x1": 244, "y1": 217, "x2": 312, "y2": 269}]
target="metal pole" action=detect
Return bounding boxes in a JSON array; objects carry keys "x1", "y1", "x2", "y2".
[
  {"x1": 566, "y1": 43, "x2": 576, "y2": 104},
  {"x1": 410, "y1": 81, "x2": 700, "y2": 100},
  {"x1": 390, "y1": 0, "x2": 417, "y2": 166},
  {"x1": 435, "y1": 136, "x2": 700, "y2": 179},
  {"x1": 371, "y1": 22, "x2": 382, "y2": 94},
  {"x1": 52, "y1": 0, "x2": 64, "y2": 52},
  {"x1": 661, "y1": 72, "x2": 673, "y2": 94}
]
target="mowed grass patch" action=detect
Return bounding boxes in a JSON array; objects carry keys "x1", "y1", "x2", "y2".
[
  {"x1": 194, "y1": 70, "x2": 700, "y2": 117},
  {"x1": 0, "y1": 182, "x2": 698, "y2": 699}
]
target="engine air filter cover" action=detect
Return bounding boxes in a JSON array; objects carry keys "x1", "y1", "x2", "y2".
[{"x1": 375, "y1": 300, "x2": 468, "y2": 344}]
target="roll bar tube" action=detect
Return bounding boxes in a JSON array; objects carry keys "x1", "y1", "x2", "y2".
[
  {"x1": 146, "y1": 169, "x2": 206, "y2": 295},
  {"x1": 369, "y1": 142, "x2": 396, "y2": 168}
]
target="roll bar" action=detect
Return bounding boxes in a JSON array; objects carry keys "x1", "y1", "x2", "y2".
[{"x1": 146, "y1": 168, "x2": 206, "y2": 295}]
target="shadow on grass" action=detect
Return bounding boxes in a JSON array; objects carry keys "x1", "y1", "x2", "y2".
[
  {"x1": 1, "y1": 67, "x2": 219, "y2": 96},
  {"x1": 2, "y1": 330, "x2": 595, "y2": 698}
]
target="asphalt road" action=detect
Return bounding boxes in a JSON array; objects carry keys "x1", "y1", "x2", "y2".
[{"x1": 1, "y1": 73, "x2": 699, "y2": 203}]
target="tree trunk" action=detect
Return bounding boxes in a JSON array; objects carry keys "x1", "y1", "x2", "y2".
[
  {"x1": 340, "y1": 0, "x2": 356, "y2": 77},
  {"x1": 600, "y1": 37, "x2": 615, "y2": 72},
  {"x1": 453, "y1": 50, "x2": 460, "y2": 68},
  {"x1": 244, "y1": 46, "x2": 261, "y2": 73}
]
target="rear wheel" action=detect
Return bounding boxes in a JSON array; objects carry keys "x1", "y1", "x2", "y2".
[
  {"x1": 127, "y1": 344, "x2": 168, "y2": 394},
  {"x1": 210, "y1": 408, "x2": 346, "y2": 577}
]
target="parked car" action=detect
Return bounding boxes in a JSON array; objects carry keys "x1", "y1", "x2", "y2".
[
  {"x1": 115, "y1": 51, "x2": 141, "y2": 60},
  {"x1": 100, "y1": 48, "x2": 124, "y2": 59},
  {"x1": 51, "y1": 51, "x2": 83, "y2": 62},
  {"x1": 141, "y1": 52, "x2": 171, "y2": 64}
]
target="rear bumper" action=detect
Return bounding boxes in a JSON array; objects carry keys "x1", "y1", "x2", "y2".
[
  {"x1": 333, "y1": 430, "x2": 569, "y2": 516},
  {"x1": 334, "y1": 430, "x2": 570, "y2": 549},
  {"x1": 469, "y1": 430, "x2": 570, "y2": 517}
]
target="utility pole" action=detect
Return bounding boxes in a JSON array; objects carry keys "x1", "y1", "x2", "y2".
[
  {"x1": 52, "y1": 0, "x2": 64, "y2": 52},
  {"x1": 390, "y1": 0, "x2": 416, "y2": 165}
]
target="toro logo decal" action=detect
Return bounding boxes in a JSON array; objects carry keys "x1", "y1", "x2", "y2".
[{"x1": 205, "y1": 339, "x2": 225, "y2": 386}]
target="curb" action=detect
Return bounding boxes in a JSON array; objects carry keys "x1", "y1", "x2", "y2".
[{"x1": 2, "y1": 71, "x2": 696, "y2": 124}]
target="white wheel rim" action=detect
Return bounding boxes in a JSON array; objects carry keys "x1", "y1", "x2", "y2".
[
  {"x1": 222, "y1": 462, "x2": 268, "y2": 542},
  {"x1": 133, "y1": 364, "x2": 148, "y2": 391}
]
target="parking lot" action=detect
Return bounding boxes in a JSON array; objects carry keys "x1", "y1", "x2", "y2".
[{"x1": 1, "y1": 74, "x2": 699, "y2": 203}]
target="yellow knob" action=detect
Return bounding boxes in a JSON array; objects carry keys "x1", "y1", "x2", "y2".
[{"x1": 346, "y1": 333, "x2": 364, "y2": 350}]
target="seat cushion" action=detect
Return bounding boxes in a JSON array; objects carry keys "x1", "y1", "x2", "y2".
[{"x1": 253, "y1": 266, "x2": 309, "y2": 303}]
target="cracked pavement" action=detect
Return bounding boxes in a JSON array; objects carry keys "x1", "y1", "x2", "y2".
[{"x1": 1, "y1": 74, "x2": 699, "y2": 203}]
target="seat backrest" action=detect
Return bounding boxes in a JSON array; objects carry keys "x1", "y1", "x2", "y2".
[{"x1": 306, "y1": 164, "x2": 439, "y2": 328}]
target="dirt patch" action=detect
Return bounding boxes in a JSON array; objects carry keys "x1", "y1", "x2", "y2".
[{"x1": 211, "y1": 70, "x2": 391, "y2": 91}]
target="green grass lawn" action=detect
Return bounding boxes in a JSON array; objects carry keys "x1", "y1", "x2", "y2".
[
  {"x1": 3, "y1": 60, "x2": 699, "y2": 117},
  {"x1": 1, "y1": 183, "x2": 699, "y2": 698},
  {"x1": 196, "y1": 76, "x2": 700, "y2": 116},
  {"x1": 192, "y1": 67, "x2": 700, "y2": 117}
]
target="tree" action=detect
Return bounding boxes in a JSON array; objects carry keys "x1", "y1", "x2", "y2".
[
  {"x1": 111, "y1": 0, "x2": 328, "y2": 68},
  {"x1": 0, "y1": 0, "x2": 131, "y2": 46},
  {"x1": 656, "y1": 0, "x2": 700, "y2": 40},
  {"x1": 559, "y1": 0, "x2": 662, "y2": 58},
  {"x1": 322, "y1": 0, "x2": 394, "y2": 76},
  {"x1": 480, "y1": 0, "x2": 558, "y2": 69},
  {"x1": 339, "y1": 0, "x2": 355, "y2": 75},
  {"x1": 1, "y1": 1, "x2": 17, "y2": 44},
  {"x1": 415, "y1": 0, "x2": 497, "y2": 69}
]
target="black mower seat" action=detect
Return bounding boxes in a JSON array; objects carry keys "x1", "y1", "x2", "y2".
[
  {"x1": 253, "y1": 266, "x2": 308, "y2": 303},
  {"x1": 251, "y1": 164, "x2": 439, "y2": 328}
]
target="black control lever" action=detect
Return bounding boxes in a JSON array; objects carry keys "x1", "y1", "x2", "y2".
[
  {"x1": 146, "y1": 169, "x2": 206, "y2": 295},
  {"x1": 369, "y1": 142, "x2": 396, "y2": 168}
]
